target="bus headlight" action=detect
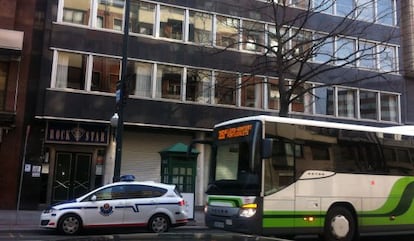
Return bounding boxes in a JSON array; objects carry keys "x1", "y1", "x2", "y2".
[{"x1": 239, "y1": 203, "x2": 257, "y2": 218}]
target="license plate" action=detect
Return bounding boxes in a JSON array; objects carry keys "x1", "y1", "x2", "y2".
[
  {"x1": 225, "y1": 219, "x2": 232, "y2": 225},
  {"x1": 214, "y1": 221, "x2": 224, "y2": 228}
]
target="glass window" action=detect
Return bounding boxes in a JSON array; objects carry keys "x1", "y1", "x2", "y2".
[
  {"x1": 358, "y1": 41, "x2": 376, "y2": 69},
  {"x1": 216, "y1": 15, "x2": 240, "y2": 49},
  {"x1": 56, "y1": 52, "x2": 87, "y2": 90},
  {"x1": 159, "y1": 6, "x2": 184, "y2": 40},
  {"x1": 314, "y1": 35, "x2": 334, "y2": 63},
  {"x1": 186, "y1": 68, "x2": 212, "y2": 103},
  {"x1": 128, "y1": 61, "x2": 152, "y2": 98},
  {"x1": 360, "y1": 90, "x2": 378, "y2": 120},
  {"x1": 268, "y1": 78, "x2": 279, "y2": 110},
  {"x1": 0, "y1": 62, "x2": 8, "y2": 111},
  {"x1": 336, "y1": 0, "x2": 354, "y2": 17},
  {"x1": 314, "y1": 85, "x2": 334, "y2": 115},
  {"x1": 291, "y1": 0, "x2": 310, "y2": 8},
  {"x1": 241, "y1": 76, "x2": 263, "y2": 108},
  {"x1": 291, "y1": 29, "x2": 312, "y2": 58},
  {"x1": 91, "y1": 56, "x2": 120, "y2": 93},
  {"x1": 356, "y1": 0, "x2": 374, "y2": 22},
  {"x1": 189, "y1": 11, "x2": 212, "y2": 45},
  {"x1": 336, "y1": 37, "x2": 356, "y2": 66},
  {"x1": 130, "y1": 1, "x2": 155, "y2": 36},
  {"x1": 242, "y1": 20, "x2": 265, "y2": 52},
  {"x1": 377, "y1": 0, "x2": 395, "y2": 25},
  {"x1": 268, "y1": 25, "x2": 288, "y2": 54},
  {"x1": 215, "y1": 71, "x2": 238, "y2": 105},
  {"x1": 156, "y1": 65, "x2": 183, "y2": 100},
  {"x1": 97, "y1": 0, "x2": 125, "y2": 31},
  {"x1": 381, "y1": 93, "x2": 398, "y2": 122},
  {"x1": 337, "y1": 87, "x2": 357, "y2": 118},
  {"x1": 62, "y1": 0, "x2": 91, "y2": 25},
  {"x1": 379, "y1": 45, "x2": 396, "y2": 72},
  {"x1": 291, "y1": 83, "x2": 313, "y2": 113},
  {"x1": 313, "y1": 0, "x2": 334, "y2": 14}
]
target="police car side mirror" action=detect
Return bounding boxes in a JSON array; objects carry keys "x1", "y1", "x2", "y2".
[{"x1": 90, "y1": 195, "x2": 97, "y2": 202}]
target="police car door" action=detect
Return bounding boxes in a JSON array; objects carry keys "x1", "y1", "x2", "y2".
[
  {"x1": 82, "y1": 185, "x2": 125, "y2": 227},
  {"x1": 123, "y1": 184, "x2": 159, "y2": 226}
]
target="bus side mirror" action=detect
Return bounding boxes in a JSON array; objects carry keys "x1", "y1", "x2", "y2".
[{"x1": 262, "y1": 138, "x2": 273, "y2": 159}]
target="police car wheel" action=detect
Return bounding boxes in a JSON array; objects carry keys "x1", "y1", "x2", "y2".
[
  {"x1": 148, "y1": 214, "x2": 170, "y2": 233},
  {"x1": 58, "y1": 214, "x2": 82, "y2": 235}
]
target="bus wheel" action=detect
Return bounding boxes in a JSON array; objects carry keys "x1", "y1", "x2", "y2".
[{"x1": 324, "y1": 206, "x2": 358, "y2": 241}]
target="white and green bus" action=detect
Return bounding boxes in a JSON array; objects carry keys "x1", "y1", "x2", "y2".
[{"x1": 201, "y1": 115, "x2": 414, "y2": 241}]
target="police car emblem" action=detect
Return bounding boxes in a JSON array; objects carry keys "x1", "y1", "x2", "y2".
[{"x1": 99, "y1": 203, "x2": 113, "y2": 216}]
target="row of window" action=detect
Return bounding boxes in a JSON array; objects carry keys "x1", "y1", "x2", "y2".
[
  {"x1": 262, "y1": 0, "x2": 396, "y2": 26},
  {"x1": 58, "y1": 0, "x2": 399, "y2": 72},
  {"x1": 51, "y1": 50, "x2": 400, "y2": 123}
]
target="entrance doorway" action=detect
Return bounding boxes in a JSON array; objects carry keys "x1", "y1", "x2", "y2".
[{"x1": 52, "y1": 152, "x2": 92, "y2": 203}]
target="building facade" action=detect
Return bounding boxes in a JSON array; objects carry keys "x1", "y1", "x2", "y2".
[{"x1": 1, "y1": 0, "x2": 413, "y2": 209}]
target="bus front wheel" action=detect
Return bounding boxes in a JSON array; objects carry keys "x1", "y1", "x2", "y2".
[{"x1": 324, "y1": 206, "x2": 358, "y2": 241}]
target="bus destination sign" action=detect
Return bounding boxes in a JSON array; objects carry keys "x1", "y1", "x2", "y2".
[{"x1": 218, "y1": 124, "x2": 252, "y2": 140}]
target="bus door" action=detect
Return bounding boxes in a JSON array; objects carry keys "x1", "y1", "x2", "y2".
[{"x1": 263, "y1": 139, "x2": 296, "y2": 234}]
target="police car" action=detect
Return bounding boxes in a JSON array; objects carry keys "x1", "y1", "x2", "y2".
[{"x1": 40, "y1": 176, "x2": 188, "y2": 235}]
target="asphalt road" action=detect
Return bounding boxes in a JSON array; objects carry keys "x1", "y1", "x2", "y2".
[{"x1": 1, "y1": 228, "x2": 414, "y2": 241}]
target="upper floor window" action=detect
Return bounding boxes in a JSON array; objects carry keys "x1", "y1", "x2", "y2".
[
  {"x1": 130, "y1": 1, "x2": 155, "y2": 36},
  {"x1": 377, "y1": 0, "x2": 395, "y2": 25},
  {"x1": 241, "y1": 76, "x2": 263, "y2": 108},
  {"x1": 242, "y1": 20, "x2": 265, "y2": 52},
  {"x1": 189, "y1": 11, "x2": 213, "y2": 45},
  {"x1": 380, "y1": 93, "x2": 398, "y2": 122},
  {"x1": 314, "y1": 85, "x2": 334, "y2": 116},
  {"x1": 216, "y1": 15, "x2": 240, "y2": 49},
  {"x1": 356, "y1": 0, "x2": 374, "y2": 22},
  {"x1": 358, "y1": 41, "x2": 376, "y2": 69},
  {"x1": 378, "y1": 45, "x2": 396, "y2": 72},
  {"x1": 267, "y1": 77, "x2": 280, "y2": 110},
  {"x1": 159, "y1": 6, "x2": 184, "y2": 40},
  {"x1": 156, "y1": 64, "x2": 183, "y2": 100},
  {"x1": 0, "y1": 62, "x2": 8, "y2": 111},
  {"x1": 335, "y1": 37, "x2": 356, "y2": 66},
  {"x1": 186, "y1": 68, "x2": 212, "y2": 103},
  {"x1": 97, "y1": 0, "x2": 125, "y2": 31},
  {"x1": 336, "y1": 0, "x2": 354, "y2": 17},
  {"x1": 91, "y1": 55, "x2": 120, "y2": 93},
  {"x1": 62, "y1": 0, "x2": 91, "y2": 25},
  {"x1": 360, "y1": 90, "x2": 378, "y2": 120},
  {"x1": 215, "y1": 71, "x2": 238, "y2": 105},
  {"x1": 337, "y1": 87, "x2": 357, "y2": 118},
  {"x1": 55, "y1": 51, "x2": 87, "y2": 90},
  {"x1": 128, "y1": 61, "x2": 153, "y2": 98}
]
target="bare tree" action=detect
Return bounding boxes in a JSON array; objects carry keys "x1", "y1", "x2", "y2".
[{"x1": 215, "y1": 0, "x2": 399, "y2": 117}]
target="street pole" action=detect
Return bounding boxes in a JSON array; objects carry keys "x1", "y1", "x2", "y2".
[{"x1": 113, "y1": 0, "x2": 130, "y2": 182}]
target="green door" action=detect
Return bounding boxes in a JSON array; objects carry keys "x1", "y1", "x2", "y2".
[
  {"x1": 53, "y1": 152, "x2": 92, "y2": 203},
  {"x1": 168, "y1": 159, "x2": 195, "y2": 193}
]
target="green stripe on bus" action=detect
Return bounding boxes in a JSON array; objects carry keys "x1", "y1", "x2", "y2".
[{"x1": 208, "y1": 196, "x2": 243, "y2": 207}]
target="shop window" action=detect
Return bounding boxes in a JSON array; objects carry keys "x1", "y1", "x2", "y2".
[{"x1": 130, "y1": 1, "x2": 155, "y2": 36}]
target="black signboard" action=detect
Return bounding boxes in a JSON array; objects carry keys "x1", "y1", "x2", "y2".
[{"x1": 46, "y1": 122, "x2": 109, "y2": 145}]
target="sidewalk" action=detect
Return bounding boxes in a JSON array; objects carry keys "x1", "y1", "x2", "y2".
[{"x1": 0, "y1": 207, "x2": 206, "y2": 232}]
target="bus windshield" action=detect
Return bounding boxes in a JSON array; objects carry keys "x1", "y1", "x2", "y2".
[{"x1": 207, "y1": 122, "x2": 261, "y2": 196}]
